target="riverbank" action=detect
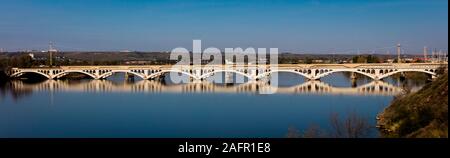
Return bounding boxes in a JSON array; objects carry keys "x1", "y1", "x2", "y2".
[{"x1": 377, "y1": 73, "x2": 448, "y2": 138}]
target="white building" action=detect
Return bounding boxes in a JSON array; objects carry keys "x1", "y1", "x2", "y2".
[{"x1": 28, "y1": 53, "x2": 35, "y2": 59}]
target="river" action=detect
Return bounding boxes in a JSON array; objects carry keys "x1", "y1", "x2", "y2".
[{"x1": 0, "y1": 72, "x2": 428, "y2": 138}]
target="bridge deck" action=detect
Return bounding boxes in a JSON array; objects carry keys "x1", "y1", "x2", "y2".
[{"x1": 10, "y1": 63, "x2": 446, "y2": 70}]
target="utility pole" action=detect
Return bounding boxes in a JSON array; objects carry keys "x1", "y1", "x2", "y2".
[{"x1": 397, "y1": 43, "x2": 401, "y2": 63}]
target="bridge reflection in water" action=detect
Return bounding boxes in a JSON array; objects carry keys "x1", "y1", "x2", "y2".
[{"x1": 9, "y1": 79, "x2": 405, "y2": 96}]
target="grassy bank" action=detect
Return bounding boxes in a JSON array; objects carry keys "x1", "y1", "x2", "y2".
[{"x1": 378, "y1": 73, "x2": 448, "y2": 138}]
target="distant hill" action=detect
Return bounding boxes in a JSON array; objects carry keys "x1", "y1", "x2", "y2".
[
  {"x1": 378, "y1": 72, "x2": 448, "y2": 138},
  {"x1": 20, "y1": 52, "x2": 171, "y2": 61}
]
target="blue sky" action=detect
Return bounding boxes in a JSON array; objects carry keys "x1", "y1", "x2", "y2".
[{"x1": 0, "y1": 0, "x2": 448, "y2": 54}]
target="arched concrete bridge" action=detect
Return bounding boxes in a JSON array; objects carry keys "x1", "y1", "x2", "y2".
[{"x1": 8, "y1": 63, "x2": 446, "y2": 81}]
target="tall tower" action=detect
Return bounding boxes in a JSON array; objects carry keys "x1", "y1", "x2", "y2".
[
  {"x1": 396, "y1": 43, "x2": 401, "y2": 63},
  {"x1": 423, "y1": 46, "x2": 428, "y2": 62}
]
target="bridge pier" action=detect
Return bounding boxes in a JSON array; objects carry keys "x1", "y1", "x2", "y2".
[
  {"x1": 224, "y1": 72, "x2": 233, "y2": 83},
  {"x1": 350, "y1": 72, "x2": 357, "y2": 79},
  {"x1": 125, "y1": 72, "x2": 135, "y2": 81},
  {"x1": 399, "y1": 72, "x2": 406, "y2": 81},
  {"x1": 430, "y1": 75, "x2": 438, "y2": 81}
]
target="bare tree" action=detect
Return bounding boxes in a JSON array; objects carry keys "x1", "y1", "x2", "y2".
[
  {"x1": 287, "y1": 111, "x2": 372, "y2": 138},
  {"x1": 329, "y1": 112, "x2": 371, "y2": 138},
  {"x1": 330, "y1": 113, "x2": 344, "y2": 138}
]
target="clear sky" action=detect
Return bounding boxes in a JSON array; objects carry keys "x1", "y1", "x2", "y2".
[{"x1": 0, "y1": 0, "x2": 448, "y2": 54}]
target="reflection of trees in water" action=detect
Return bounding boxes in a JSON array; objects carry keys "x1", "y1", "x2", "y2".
[
  {"x1": 322, "y1": 72, "x2": 374, "y2": 88},
  {"x1": 385, "y1": 72, "x2": 429, "y2": 92},
  {"x1": 0, "y1": 81, "x2": 6, "y2": 101},
  {"x1": 287, "y1": 111, "x2": 372, "y2": 138},
  {"x1": 57, "y1": 73, "x2": 93, "y2": 80},
  {"x1": 330, "y1": 71, "x2": 429, "y2": 89}
]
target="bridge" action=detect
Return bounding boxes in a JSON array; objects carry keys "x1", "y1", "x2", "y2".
[
  {"x1": 9, "y1": 80, "x2": 405, "y2": 96},
  {"x1": 8, "y1": 63, "x2": 446, "y2": 81}
]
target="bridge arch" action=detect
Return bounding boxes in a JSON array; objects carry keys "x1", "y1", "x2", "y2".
[
  {"x1": 200, "y1": 69, "x2": 253, "y2": 80},
  {"x1": 10, "y1": 70, "x2": 51, "y2": 79},
  {"x1": 378, "y1": 69, "x2": 436, "y2": 80},
  {"x1": 149, "y1": 69, "x2": 199, "y2": 80},
  {"x1": 256, "y1": 70, "x2": 311, "y2": 80},
  {"x1": 313, "y1": 69, "x2": 376, "y2": 80},
  {"x1": 54, "y1": 70, "x2": 98, "y2": 79},
  {"x1": 98, "y1": 70, "x2": 147, "y2": 80}
]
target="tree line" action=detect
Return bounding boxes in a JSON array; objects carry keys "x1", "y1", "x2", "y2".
[{"x1": 1, "y1": 52, "x2": 423, "y2": 70}]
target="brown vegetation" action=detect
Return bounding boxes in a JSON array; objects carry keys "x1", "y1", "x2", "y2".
[{"x1": 378, "y1": 72, "x2": 448, "y2": 138}]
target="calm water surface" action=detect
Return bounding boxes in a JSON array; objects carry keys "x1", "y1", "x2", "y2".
[{"x1": 0, "y1": 72, "x2": 427, "y2": 138}]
